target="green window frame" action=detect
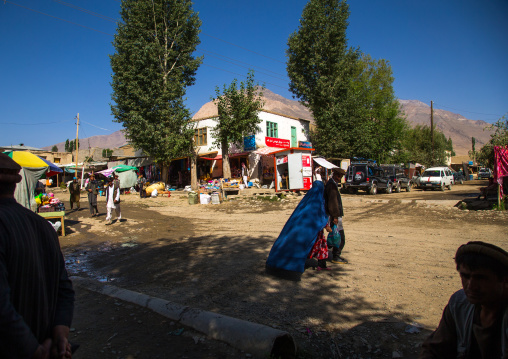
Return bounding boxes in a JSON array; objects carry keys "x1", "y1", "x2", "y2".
[{"x1": 266, "y1": 121, "x2": 278, "y2": 138}]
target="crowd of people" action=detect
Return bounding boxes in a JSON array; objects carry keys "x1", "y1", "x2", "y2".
[{"x1": 1, "y1": 152, "x2": 507, "y2": 358}]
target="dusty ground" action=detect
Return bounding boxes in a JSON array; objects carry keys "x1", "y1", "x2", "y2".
[{"x1": 53, "y1": 180, "x2": 507, "y2": 359}]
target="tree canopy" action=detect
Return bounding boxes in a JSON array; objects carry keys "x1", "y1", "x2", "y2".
[
  {"x1": 211, "y1": 71, "x2": 265, "y2": 179},
  {"x1": 400, "y1": 125, "x2": 455, "y2": 167},
  {"x1": 110, "y1": 0, "x2": 202, "y2": 164},
  {"x1": 286, "y1": 0, "x2": 406, "y2": 162},
  {"x1": 476, "y1": 115, "x2": 508, "y2": 169}
]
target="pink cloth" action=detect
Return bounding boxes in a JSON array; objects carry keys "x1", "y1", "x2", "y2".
[{"x1": 494, "y1": 146, "x2": 508, "y2": 196}]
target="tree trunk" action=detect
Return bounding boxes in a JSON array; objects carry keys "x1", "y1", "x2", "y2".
[
  {"x1": 190, "y1": 155, "x2": 198, "y2": 190},
  {"x1": 222, "y1": 141, "x2": 231, "y2": 179},
  {"x1": 161, "y1": 163, "x2": 169, "y2": 184}
]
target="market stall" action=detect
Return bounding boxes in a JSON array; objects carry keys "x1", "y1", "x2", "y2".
[{"x1": 269, "y1": 147, "x2": 315, "y2": 192}]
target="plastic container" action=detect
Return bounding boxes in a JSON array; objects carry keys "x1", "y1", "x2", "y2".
[
  {"x1": 211, "y1": 192, "x2": 220, "y2": 205},
  {"x1": 188, "y1": 191, "x2": 198, "y2": 205},
  {"x1": 200, "y1": 193, "x2": 211, "y2": 205},
  {"x1": 469, "y1": 174, "x2": 473, "y2": 181}
]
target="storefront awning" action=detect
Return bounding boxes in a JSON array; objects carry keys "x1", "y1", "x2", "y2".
[
  {"x1": 252, "y1": 147, "x2": 284, "y2": 156},
  {"x1": 201, "y1": 151, "x2": 250, "y2": 161}
]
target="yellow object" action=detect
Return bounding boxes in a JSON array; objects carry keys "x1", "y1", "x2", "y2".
[
  {"x1": 35, "y1": 197, "x2": 42, "y2": 205},
  {"x1": 145, "y1": 182, "x2": 165, "y2": 195}
]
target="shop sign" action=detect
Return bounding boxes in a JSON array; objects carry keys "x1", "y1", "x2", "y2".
[
  {"x1": 468, "y1": 161, "x2": 473, "y2": 165},
  {"x1": 302, "y1": 154, "x2": 311, "y2": 167},
  {"x1": 266, "y1": 137, "x2": 290, "y2": 148},
  {"x1": 276, "y1": 155, "x2": 288, "y2": 165},
  {"x1": 303, "y1": 177, "x2": 312, "y2": 190},
  {"x1": 244, "y1": 135, "x2": 256, "y2": 151},
  {"x1": 298, "y1": 141, "x2": 312, "y2": 149}
]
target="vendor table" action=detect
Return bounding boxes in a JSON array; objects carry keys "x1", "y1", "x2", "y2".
[{"x1": 39, "y1": 211, "x2": 66, "y2": 236}]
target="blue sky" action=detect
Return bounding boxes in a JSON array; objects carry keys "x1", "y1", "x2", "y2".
[{"x1": 0, "y1": 0, "x2": 507, "y2": 149}]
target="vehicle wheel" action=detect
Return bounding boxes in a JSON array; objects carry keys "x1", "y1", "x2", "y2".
[
  {"x1": 440, "y1": 182, "x2": 445, "y2": 191},
  {"x1": 369, "y1": 183, "x2": 377, "y2": 195},
  {"x1": 385, "y1": 184, "x2": 392, "y2": 194},
  {"x1": 406, "y1": 184, "x2": 411, "y2": 192},
  {"x1": 395, "y1": 183, "x2": 401, "y2": 193},
  {"x1": 448, "y1": 182, "x2": 452, "y2": 190}
]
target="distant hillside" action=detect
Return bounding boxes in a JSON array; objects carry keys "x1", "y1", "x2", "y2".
[
  {"x1": 399, "y1": 100, "x2": 493, "y2": 156},
  {"x1": 43, "y1": 93, "x2": 494, "y2": 157},
  {"x1": 42, "y1": 130, "x2": 127, "y2": 152}
]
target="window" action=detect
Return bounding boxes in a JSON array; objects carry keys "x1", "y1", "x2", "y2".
[
  {"x1": 266, "y1": 121, "x2": 278, "y2": 138},
  {"x1": 194, "y1": 127, "x2": 207, "y2": 146},
  {"x1": 54, "y1": 158, "x2": 61, "y2": 164}
]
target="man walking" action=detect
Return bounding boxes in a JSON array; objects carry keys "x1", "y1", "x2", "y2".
[
  {"x1": 85, "y1": 174, "x2": 100, "y2": 217},
  {"x1": 420, "y1": 241, "x2": 508, "y2": 358},
  {"x1": 0, "y1": 153, "x2": 75, "y2": 359},
  {"x1": 69, "y1": 176, "x2": 81, "y2": 210},
  {"x1": 324, "y1": 167, "x2": 348, "y2": 264},
  {"x1": 105, "y1": 177, "x2": 121, "y2": 225}
]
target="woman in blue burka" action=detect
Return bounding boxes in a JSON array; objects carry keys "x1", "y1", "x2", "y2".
[{"x1": 265, "y1": 173, "x2": 329, "y2": 281}]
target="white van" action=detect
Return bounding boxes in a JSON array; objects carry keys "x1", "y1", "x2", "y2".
[{"x1": 417, "y1": 167, "x2": 454, "y2": 191}]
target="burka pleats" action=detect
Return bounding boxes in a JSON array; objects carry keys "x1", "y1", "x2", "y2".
[{"x1": 266, "y1": 181, "x2": 328, "y2": 280}]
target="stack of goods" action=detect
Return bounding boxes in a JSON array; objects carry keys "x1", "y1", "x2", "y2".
[
  {"x1": 222, "y1": 179, "x2": 239, "y2": 188},
  {"x1": 36, "y1": 193, "x2": 65, "y2": 213}
]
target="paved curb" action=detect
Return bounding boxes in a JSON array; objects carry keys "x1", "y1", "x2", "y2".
[{"x1": 71, "y1": 276, "x2": 296, "y2": 359}]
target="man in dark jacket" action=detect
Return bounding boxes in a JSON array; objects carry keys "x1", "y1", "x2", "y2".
[
  {"x1": 0, "y1": 153, "x2": 75, "y2": 359},
  {"x1": 324, "y1": 167, "x2": 347, "y2": 264}
]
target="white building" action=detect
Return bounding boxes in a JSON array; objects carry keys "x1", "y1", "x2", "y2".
[{"x1": 190, "y1": 89, "x2": 315, "y2": 185}]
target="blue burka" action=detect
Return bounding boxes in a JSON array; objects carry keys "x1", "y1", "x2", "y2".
[{"x1": 265, "y1": 181, "x2": 328, "y2": 279}]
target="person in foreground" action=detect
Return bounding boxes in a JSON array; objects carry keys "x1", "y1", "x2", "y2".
[
  {"x1": 420, "y1": 241, "x2": 508, "y2": 359},
  {"x1": 0, "y1": 153, "x2": 75, "y2": 358}
]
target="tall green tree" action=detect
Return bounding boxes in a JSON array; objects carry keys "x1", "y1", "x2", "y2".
[
  {"x1": 287, "y1": 0, "x2": 360, "y2": 158},
  {"x1": 51, "y1": 145, "x2": 58, "y2": 152},
  {"x1": 402, "y1": 125, "x2": 455, "y2": 167},
  {"x1": 350, "y1": 54, "x2": 408, "y2": 162},
  {"x1": 211, "y1": 71, "x2": 265, "y2": 179},
  {"x1": 110, "y1": 0, "x2": 202, "y2": 182},
  {"x1": 287, "y1": 0, "x2": 405, "y2": 161},
  {"x1": 65, "y1": 139, "x2": 70, "y2": 152}
]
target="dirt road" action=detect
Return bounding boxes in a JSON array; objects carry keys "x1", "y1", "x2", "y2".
[{"x1": 56, "y1": 180, "x2": 507, "y2": 358}]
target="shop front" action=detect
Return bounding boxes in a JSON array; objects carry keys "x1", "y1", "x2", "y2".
[{"x1": 272, "y1": 148, "x2": 314, "y2": 191}]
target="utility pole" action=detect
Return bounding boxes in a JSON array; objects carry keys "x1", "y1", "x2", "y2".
[
  {"x1": 430, "y1": 101, "x2": 434, "y2": 165},
  {"x1": 75, "y1": 113, "x2": 80, "y2": 177}
]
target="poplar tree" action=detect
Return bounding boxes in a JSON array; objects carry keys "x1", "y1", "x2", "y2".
[
  {"x1": 287, "y1": 0, "x2": 405, "y2": 161},
  {"x1": 110, "y1": 0, "x2": 202, "y2": 181},
  {"x1": 287, "y1": 0, "x2": 360, "y2": 158}
]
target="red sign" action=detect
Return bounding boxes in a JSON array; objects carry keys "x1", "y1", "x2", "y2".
[
  {"x1": 265, "y1": 137, "x2": 290, "y2": 148},
  {"x1": 303, "y1": 177, "x2": 312, "y2": 190},
  {"x1": 302, "y1": 154, "x2": 311, "y2": 167}
]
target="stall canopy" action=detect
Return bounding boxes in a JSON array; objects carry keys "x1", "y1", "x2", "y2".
[
  {"x1": 38, "y1": 156, "x2": 63, "y2": 177},
  {"x1": 97, "y1": 165, "x2": 138, "y2": 189},
  {"x1": 312, "y1": 157, "x2": 339, "y2": 169},
  {"x1": 3, "y1": 151, "x2": 48, "y2": 211}
]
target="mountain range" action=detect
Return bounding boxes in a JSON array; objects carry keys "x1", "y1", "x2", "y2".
[{"x1": 43, "y1": 90, "x2": 494, "y2": 157}]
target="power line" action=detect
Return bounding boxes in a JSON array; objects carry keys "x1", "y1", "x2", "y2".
[
  {"x1": 0, "y1": 119, "x2": 72, "y2": 125},
  {"x1": 4, "y1": 1, "x2": 114, "y2": 36},
  {"x1": 433, "y1": 103, "x2": 504, "y2": 117},
  {"x1": 197, "y1": 48, "x2": 288, "y2": 81}
]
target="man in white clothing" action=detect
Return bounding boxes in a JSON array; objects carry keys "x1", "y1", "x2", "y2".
[{"x1": 105, "y1": 177, "x2": 121, "y2": 225}]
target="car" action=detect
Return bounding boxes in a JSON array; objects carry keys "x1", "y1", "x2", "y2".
[
  {"x1": 381, "y1": 165, "x2": 412, "y2": 192},
  {"x1": 417, "y1": 167, "x2": 454, "y2": 191},
  {"x1": 478, "y1": 168, "x2": 493, "y2": 179},
  {"x1": 452, "y1": 170, "x2": 466, "y2": 184},
  {"x1": 344, "y1": 161, "x2": 393, "y2": 195}
]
